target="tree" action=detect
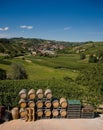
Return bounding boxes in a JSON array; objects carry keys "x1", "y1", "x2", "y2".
[
  {"x1": 89, "y1": 54, "x2": 97, "y2": 63},
  {"x1": 96, "y1": 50, "x2": 103, "y2": 63},
  {"x1": 0, "y1": 68, "x2": 6, "y2": 80},
  {"x1": 80, "y1": 53, "x2": 86, "y2": 60},
  {"x1": 7, "y1": 63, "x2": 28, "y2": 79}
]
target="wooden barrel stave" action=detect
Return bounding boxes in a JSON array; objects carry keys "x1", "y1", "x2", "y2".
[{"x1": 11, "y1": 107, "x2": 19, "y2": 120}]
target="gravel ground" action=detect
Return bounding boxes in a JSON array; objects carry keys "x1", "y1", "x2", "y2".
[{"x1": 0, "y1": 118, "x2": 103, "y2": 130}]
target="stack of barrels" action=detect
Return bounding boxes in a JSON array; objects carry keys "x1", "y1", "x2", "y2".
[
  {"x1": 44, "y1": 89, "x2": 52, "y2": 118},
  {"x1": 36, "y1": 89, "x2": 52, "y2": 119},
  {"x1": 11, "y1": 88, "x2": 68, "y2": 121},
  {"x1": 11, "y1": 88, "x2": 95, "y2": 121},
  {"x1": 19, "y1": 89, "x2": 35, "y2": 121},
  {"x1": 59, "y1": 98, "x2": 67, "y2": 118},
  {"x1": 52, "y1": 97, "x2": 67, "y2": 118},
  {"x1": 11, "y1": 89, "x2": 35, "y2": 121},
  {"x1": 36, "y1": 89, "x2": 44, "y2": 119}
]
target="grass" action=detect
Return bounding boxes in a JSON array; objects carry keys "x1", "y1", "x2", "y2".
[
  {"x1": 0, "y1": 54, "x2": 82, "y2": 81},
  {"x1": 0, "y1": 53, "x2": 95, "y2": 81},
  {"x1": 10, "y1": 57, "x2": 78, "y2": 80},
  {"x1": 26, "y1": 54, "x2": 88, "y2": 70}
]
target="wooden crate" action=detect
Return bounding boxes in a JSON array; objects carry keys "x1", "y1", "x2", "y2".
[{"x1": 81, "y1": 112, "x2": 94, "y2": 118}]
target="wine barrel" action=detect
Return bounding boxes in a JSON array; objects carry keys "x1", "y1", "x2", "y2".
[
  {"x1": 44, "y1": 89, "x2": 52, "y2": 99},
  {"x1": 0, "y1": 113, "x2": 3, "y2": 120},
  {"x1": 3, "y1": 110, "x2": 12, "y2": 121},
  {"x1": 0, "y1": 106, "x2": 5, "y2": 114},
  {"x1": 44, "y1": 100, "x2": 51, "y2": 108},
  {"x1": 19, "y1": 99, "x2": 26, "y2": 108},
  {"x1": 11, "y1": 107, "x2": 19, "y2": 120},
  {"x1": 36, "y1": 89, "x2": 43, "y2": 99},
  {"x1": 52, "y1": 109, "x2": 59, "y2": 117},
  {"x1": 0, "y1": 106, "x2": 5, "y2": 120},
  {"x1": 36, "y1": 100, "x2": 43, "y2": 108},
  {"x1": 52, "y1": 98, "x2": 59, "y2": 108},
  {"x1": 44, "y1": 109, "x2": 51, "y2": 117},
  {"x1": 60, "y1": 109, "x2": 67, "y2": 117},
  {"x1": 28, "y1": 89, "x2": 35, "y2": 100},
  {"x1": 19, "y1": 89, "x2": 27, "y2": 99},
  {"x1": 36, "y1": 109, "x2": 43, "y2": 117},
  {"x1": 19, "y1": 108, "x2": 27, "y2": 119},
  {"x1": 60, "y1": 98, "x2": 67, "y2": 108},
  {"x1": 28, "y1": 100, "x2": 35, "y2": 108}
]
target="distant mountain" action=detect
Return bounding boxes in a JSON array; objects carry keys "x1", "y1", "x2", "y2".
[
  {"x1": 0, "y1": 38, "x2": 103, "y2": 58},
  {"x1": 0, "y1": 38, "x2": 81, "y2": 57}
]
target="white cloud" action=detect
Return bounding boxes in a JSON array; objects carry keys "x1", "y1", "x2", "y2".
[
  {"x1": 0, "y1": 27, "x2": 9, "y2": 31},
  {"x1": 20, "y1": 25, "x2": 33, "y2": 29},
  {"x1": 64, "y1": 26, "x2": 72, "y2": 31}
]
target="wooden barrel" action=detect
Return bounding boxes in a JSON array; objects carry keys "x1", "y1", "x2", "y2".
[
  {"x1": 52, "y1": 109, "x2": 59, "y2": 117},
  {"x1": 0, "y1": 106, "x2": 5, "y2": 120},
  {"x1": 28, "y1": 89, "x2": 35, "y2": 100},
  {"x1": 11, "y1": 107, "x2": 19, "y2": 120},
  {"x1": 44, "y1": 100, "x2": 51, "y2": 108},
  {"x1": 3, "y1": 110, "x2": 12, "y2": 121},
  {"x1": 0, "y1": 106, "x2": 5, "y2": 113},
  {"x1": 44, "y1": 89, "x2": 52, "y2": 99},
  {"x1": 19, "y1": 99, "x2": 26, "y2": 108},
  {"x1": 60, "y1": 98, "x2": 67, "y2": 108},
  {"x1": 60, "y1": 109, "x2": 67, "y2": 117},
  {"x1": 36, "y1": 89, "x2": 43, "y2": 99},
  {"x1": 36, "y1": 100, "x2": 43, "y2": 108},
  {"x1": 19, "y1": 108, "x2": 27, "y2": 118},
  {"x1": 28, "y1": 100, "x2": 35, "y2": 108},
  {"x1": 52, "y1": 98, "x2": 59, "y2": 108},
  {"x1": 19, "y1": 89, "x2": 27, "y2": 99},
  {"x1": 36, "y1": 109, "x2": 43, "y2": 117},
  {"x1": 44, "y1": 109, "x2": 51, "y2": 117},
  {"x1": 0, "y1": 113, "x2": 3, "y2": 120}
]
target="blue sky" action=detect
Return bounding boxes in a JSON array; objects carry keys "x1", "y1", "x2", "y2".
[{"x1": 0, "y1": 0, "x2": 103, "y2": 41}]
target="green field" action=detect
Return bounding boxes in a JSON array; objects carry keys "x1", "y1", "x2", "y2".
[{"x1": 0, "y1": 54, "x2": 88, "y2": 81}]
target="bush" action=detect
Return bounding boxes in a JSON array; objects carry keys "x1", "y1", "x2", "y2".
[
  {"x1": 7, "y1": 63, "x2": 28, "y2": 79},
  {"x1": 89, "y1": 54, "x2": 97, "y2": 63},
  {"x1": 80, "y1": 53, "x2": 86, "y2": 60},
  {"x1": 0, "y1": 68, "x2": 6, "y2": 80}
]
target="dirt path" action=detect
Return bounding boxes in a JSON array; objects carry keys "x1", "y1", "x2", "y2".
[{"x1": 0, "y1": 118, "x2": 103, "y2": 130}]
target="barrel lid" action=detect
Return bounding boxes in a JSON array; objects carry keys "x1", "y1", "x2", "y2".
[
  {"x1": 19, "y1": 99, "x2": 26, "y2": 104},
  {"x1": 19, "y1": 89, "x2": 27, "y2": 95},
  {"x1": 28, "y1": 100, "x2": 34, "y2": 104},
  {"x1": 28, "y1": 89, "x2": 35, "y2": 95}
]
